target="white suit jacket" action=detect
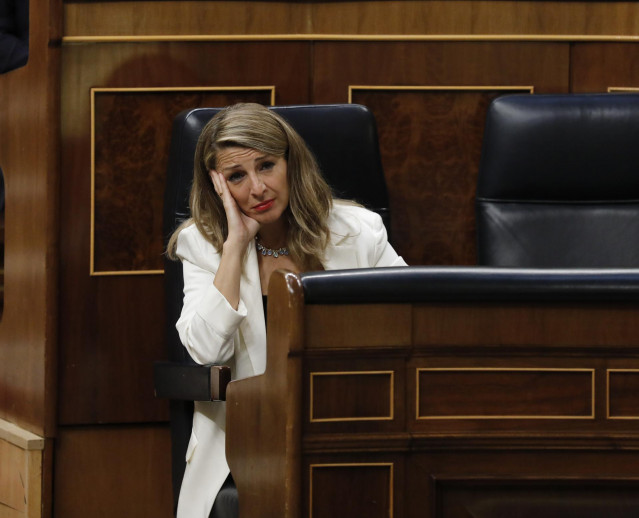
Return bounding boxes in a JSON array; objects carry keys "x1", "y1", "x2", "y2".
[{"x1": 174, "y1": 202, "x2": 407, "y2": 518}]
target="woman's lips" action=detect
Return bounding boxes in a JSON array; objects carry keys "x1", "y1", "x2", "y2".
[{"x1": 253, "y1": 199, "x2": 275, "y2": 212}]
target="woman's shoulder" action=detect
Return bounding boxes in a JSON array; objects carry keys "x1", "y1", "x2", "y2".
[
  {"x1": 330, "y1": 200, "x2": 384, "y2": 230},
  {"x1": 328, "y1": 200, "x2": 386, "y2": 243},
  {"x1": 176, "y1": 222, "x2": 219, "y2": 264}
]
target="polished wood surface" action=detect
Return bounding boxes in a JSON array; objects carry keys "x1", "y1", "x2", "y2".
[
  {"x1": 63, "y1": 1, "x2": 639, "y2": 39},
  {"x1": 0, "y1": 0, "x2": 61, "y2": 439},
  {"x1": 53, "y1": 425, "x2": 172, "y2": 518},
  {"x1": 2, "y1": 1, "x2": 639, "y2": 517},
  {"x1": 58, "y1": 41, "x2": 311, "y2": 425},
  {"x1": 226, "y1": 271, "x2": 305, "y2": 518},
  {"x1": 226, "y1": 270, "x2": 639, "y2": 518},
  {"x1": 92, "y1": 88, "x2": 273, "y2": 274}
]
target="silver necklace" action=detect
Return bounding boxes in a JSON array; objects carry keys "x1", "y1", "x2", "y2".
[{"x1": 255, "y1": 236, "x2": 289, "y2": 258}]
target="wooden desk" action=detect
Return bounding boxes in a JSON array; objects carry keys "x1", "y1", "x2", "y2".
[{"x1": 226, "y1": 268, "x2": 639, "y2": 518}]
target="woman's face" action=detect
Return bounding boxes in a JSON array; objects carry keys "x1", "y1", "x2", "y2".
[{"x1": 212, "y1": 146, "x2": 290, "y2": 226}]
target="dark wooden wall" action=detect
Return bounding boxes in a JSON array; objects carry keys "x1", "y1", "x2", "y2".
[{"x1": 3, "y1": 1, "x2": 639, "y2": 516}]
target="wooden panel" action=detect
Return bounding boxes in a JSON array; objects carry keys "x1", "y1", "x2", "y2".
[
  {"x1": 416, "y1": 368, "x2": 594, "y2": 419},
  {"x1": 608, "y1": 370, "x2": 639, "y2": 419},
  {"x1": 304, "y1": 304, "x2": 412, "y2": 349},
  {"x1": 572, "y1": 43, "x2": 639, "y2": 92},
  {"x1": 352, "y1": 88, "x2": 529, "y2": 265},
  {"x1": 64, "y1": 1, "x2": 639, "y2": 38},
  {"x1": 313, "y1": 41, "x2": 569, "y2": 265},
  {"x1": 434, "y1": 477, "x2": 639, "y2": 518},
  {"x1": 0, "y1": 0, "x2": 61, "y2": 437},
  {"x1": 406, "y1": 451, "x2": 639, "y2": 518},
  {"x1": 91, "y1": 87, "x2": 273, "y2": 275},
  {"x1": 59, "y1": 41, "x2": 311, "y2": 425},
  {"x1": 309, "y1": 463, "x2": 393, "y2": 518},
  {"x1": 53, "y1": 425, "x2": 172, "y2": 518},
  {"x1": 310, "y1": 1, "x2": 639, "y2": 37},
  {"x1": 64, "y1": 1, "x2": 311, "y2": 38},
  {"x1": 310, "y1": 371, "x2": 394, "y2": 422},
  {"x1": 412, "y1": 303, "x2": 639, "y2": 348},
  {"x1": 304, "y1": 357, "x2": 406, "y2": 436},
  {"x1": 0, "y1": 434, "x2": 43, "y2": 518}
]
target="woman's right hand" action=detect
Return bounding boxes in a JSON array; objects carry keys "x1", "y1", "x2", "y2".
[
  {"x1": 209, "y1": 170, "x2": 259, "y2": 309},
  {"x1": 210, "y1": 171, "x2": 260, "y2": 250}
]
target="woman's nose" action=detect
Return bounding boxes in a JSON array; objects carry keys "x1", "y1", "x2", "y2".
[{"x1": 248, "y1": 173, "x2": 266, "y2": 196}]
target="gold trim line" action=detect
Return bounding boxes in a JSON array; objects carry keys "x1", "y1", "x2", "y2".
[{"x1": 63, "y1": 33, "x2": 639, "y2": 44}]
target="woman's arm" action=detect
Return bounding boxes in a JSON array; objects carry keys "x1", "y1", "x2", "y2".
[{"x1": 175, "y1": 228, "x2": 248, "y2": 365}]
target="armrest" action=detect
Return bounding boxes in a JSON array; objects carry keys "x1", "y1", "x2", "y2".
[
  {"x1": 153, "y1": 361, "x2": 231, "y2": 401},
  {"x1": 301, "y1": 266, "x2": 639, "y2": 304}
]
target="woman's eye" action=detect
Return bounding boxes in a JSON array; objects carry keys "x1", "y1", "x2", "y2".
[
  {"x1": 260, "y1": 161, "x2": 275, "y2": 171},
  {"x1": 227, "y1": 172, "x2": 245, "y2": 183}
]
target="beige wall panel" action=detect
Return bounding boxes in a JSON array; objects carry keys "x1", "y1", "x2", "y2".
[
  {"x1": 0, "y1": 422, "x2": 44, "y2": 518},
  {"x1": 64, "y1": 1, "x2": 639, "y2": 39}
]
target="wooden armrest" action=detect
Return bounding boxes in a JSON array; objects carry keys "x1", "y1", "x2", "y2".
[{"x1": 153, "y1": 361, "x2": 231, "y2": 401}]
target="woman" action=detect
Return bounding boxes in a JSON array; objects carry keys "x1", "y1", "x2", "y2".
[{"x1": 167, "y1": 103, "x2": 406, "y2": 518}]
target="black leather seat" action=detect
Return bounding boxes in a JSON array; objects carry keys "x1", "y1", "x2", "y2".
[
  {"x1": 476, "y1": 93, "x2": 639, "y2": 268},
  {"x1": 156, "y1": 104, "x2": 390, "y2": 516}
]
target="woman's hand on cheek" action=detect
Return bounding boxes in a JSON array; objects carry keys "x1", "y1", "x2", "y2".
[{"x1": 210, "y1": 171, "x2": 260, "y2": 249}]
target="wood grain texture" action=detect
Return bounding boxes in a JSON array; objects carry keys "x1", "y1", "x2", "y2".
[
  {"x1": 53, "y1": 425, "x2": 172, "y2": 518},
  {"x1": 226, "y1": 273, "x2": 639, "y2": 518},
  {"x1": 92, "y1": 88, "x2": 272, "y2": 274},
  {"x1": 226, "y1": 271, "x2": 305, "y2": 518},
  {"x1": 59, "y1": 41, "x2": 311, "y2": 425},
  {"x1": 64, "y1": 1, "x2": 311, "y2": 38},
  {"x1": 354, "y1": 89, "x2": 511, "y2": 265},
  {"x1": 0, "y1": 0, "x2": 61, "y2": 437},
  {"x1": 313, "y1": 41, "x2": 568, "y2": 264},
  {"x1": 608, "y1": 370, "x2": 639, "y2": 419},
  {"x1": 64, "y1": 1, "x2": 639, "y2": 39},
  {"x1": 309, "y1": 463, "x2": 393, "y2": 518},
  {"x1": 417, "y1": 368, "x2": 593, "y2": 418},
  {"x1": 571, "y1": 43, "x2": 639, "y2": 92}
]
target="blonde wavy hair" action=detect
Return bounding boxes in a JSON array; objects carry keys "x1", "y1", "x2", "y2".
[{"x1": 167, "y1": 103, "x2": 333, "y2": 271}]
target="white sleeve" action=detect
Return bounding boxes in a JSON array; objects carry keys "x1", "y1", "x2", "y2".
[
  {"x1": 175, "y1": 229, "x2": 247, "y2": 365},
  {"x1": 367, "y1": 211, "x2": 408, "y2": 267}
]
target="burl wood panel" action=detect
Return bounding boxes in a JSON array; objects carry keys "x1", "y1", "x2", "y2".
[
  {"x1": 53, "y1": 425, "x2": 172, "y2": 518},
  {"x1": 416, "y1": 368, "x2": 593, "y2": 419},
  {"x1": 59, "y1": 41, "x2": 311, "y2": 425},
  {"x1": 313, "y1": 42, "x2": 569, "y2": 265},
  {"x1": 92, "y1": 88, "x2": 272, "y2": 274},
  {"x1": 353, "y1": 89, "x2": 525, "y2": 265}
]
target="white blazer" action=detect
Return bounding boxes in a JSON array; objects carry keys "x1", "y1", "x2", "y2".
[{"x1": 174, "y1": 202, "x2": 407, "y2": 518}]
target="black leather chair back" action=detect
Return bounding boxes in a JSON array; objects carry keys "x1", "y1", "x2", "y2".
[
  {"x1": 162, "y1": 104, "x2": 389, "y2": 510},
  {"x1": 476, "y1": 93, "x2": 639, "y2": 268}
]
